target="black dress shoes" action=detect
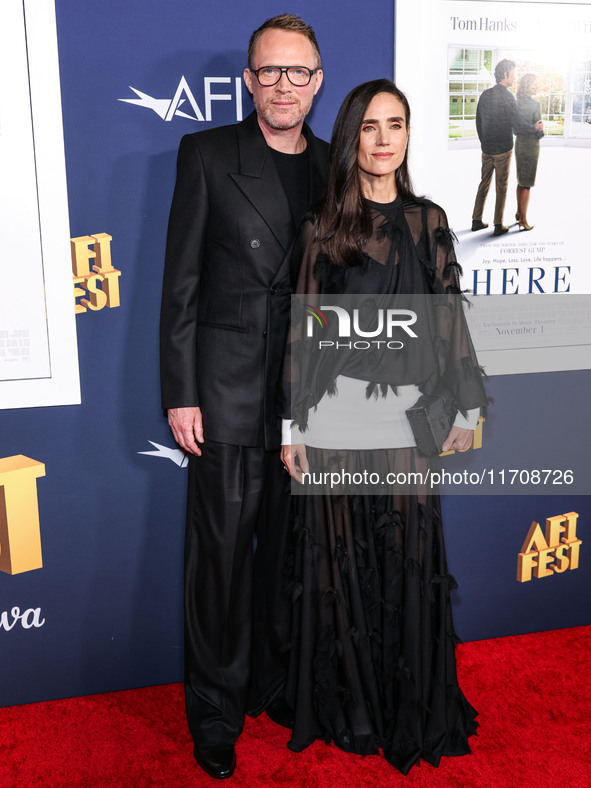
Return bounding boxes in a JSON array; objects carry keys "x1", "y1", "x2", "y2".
[
  {"x1": 471, "y1": 219, "x2": 489, "y2": 231},
  {"x1": 266, "y1": 698, "x2": 295, "y2": 728},
  {"x1": 193, "y1": 744, "x2": 236, "y2": 780}
]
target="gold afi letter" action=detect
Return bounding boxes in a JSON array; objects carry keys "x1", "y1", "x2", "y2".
[{"x1": 0, "y1": 455, "x2": 45, "y2": 575}]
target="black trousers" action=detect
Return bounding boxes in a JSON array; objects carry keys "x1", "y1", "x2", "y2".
[{"x1": 184, "y1": 441, "x2": 291, "y2": 748}]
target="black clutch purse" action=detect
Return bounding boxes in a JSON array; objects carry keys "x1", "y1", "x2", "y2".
[{"x1": 405, "y1": 392, "x2": 457, "y2": 456}]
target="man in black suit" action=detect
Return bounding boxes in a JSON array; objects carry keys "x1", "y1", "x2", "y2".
[{"x1": 160, "y1": 14, "x2": 328, "y2": 779}]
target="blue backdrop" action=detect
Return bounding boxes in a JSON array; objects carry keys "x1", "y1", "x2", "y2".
[{"x1": 0, "y1": 0, "x2": 588, "y2": 707}]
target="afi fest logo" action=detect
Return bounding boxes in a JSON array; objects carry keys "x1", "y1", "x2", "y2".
[
  {"x1": 71, "y1": 234, "x2": 121, "y2": 314},
  {"x1": 118, "y1": 76, "x2": 244, "y2": 123},
  {"x1": 517, "y1": 512, "x2": 581, "y2": 582},
  {"x1": 304, "y1": 304, "x2": 418, "y2": 350}
]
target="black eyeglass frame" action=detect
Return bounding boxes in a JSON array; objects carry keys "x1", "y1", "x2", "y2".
[{"x1": 248, "y1": 66, "x2": 320, "y2": 87}]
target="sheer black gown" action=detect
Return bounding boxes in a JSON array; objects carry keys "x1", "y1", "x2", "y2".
[{"x1": 282, "y1": 196, "x2": 487, "y2": 774}]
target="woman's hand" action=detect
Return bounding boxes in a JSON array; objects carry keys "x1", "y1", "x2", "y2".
[
  {"x1": 281, "y1": 443, "x2": 309, "y2": 484},
  {"x1": 441, "y1": 426, "x2": 473, "y2": 453}
]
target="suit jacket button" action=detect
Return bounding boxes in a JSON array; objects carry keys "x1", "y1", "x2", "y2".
[
  {"x1": 250, "y1": 238, "x2": 260, "y2": 249},
  {"x1": 262, "y1": 330, "x2": 268, "y2": 338},
  {"x1": 269, "y1": 287, "x2": 277, "y2": 295}
]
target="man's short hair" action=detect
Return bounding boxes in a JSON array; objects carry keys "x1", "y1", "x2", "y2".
[
  {"x1": 494, "y1": 59, "x2": 516, "y2": 84},
  {"x1": 248, "y1": 14, "x2": 321, "y2": 68}
]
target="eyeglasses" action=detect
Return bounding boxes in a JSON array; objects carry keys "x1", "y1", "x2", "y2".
[{"x1": 249, "y1": 66, "x2": 320, "y2": 87}]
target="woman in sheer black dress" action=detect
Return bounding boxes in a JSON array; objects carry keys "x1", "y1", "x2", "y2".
[{"x1": 280, "y1": 80, "x2": 487, "y2": 774}]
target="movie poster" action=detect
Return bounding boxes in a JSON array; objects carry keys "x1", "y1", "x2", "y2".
[
  {"x1": 395, "y1": 0, "x2": 591, "y2": 294},
  {"x1": 395, "y1": 0, "x2": 591, "y2": 373},
  {"x1": 0, "y1": 0, "x2": 79, "y2": 409}
]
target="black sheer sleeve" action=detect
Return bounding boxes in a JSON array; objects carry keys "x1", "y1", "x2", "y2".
[{"x1": 406, "y1": 200, "x2": 488, "y2": 414}]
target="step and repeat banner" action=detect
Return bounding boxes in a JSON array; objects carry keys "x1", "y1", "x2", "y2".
[{"x1": 0, "y1": 0, "x2": 588, "y2": 707}]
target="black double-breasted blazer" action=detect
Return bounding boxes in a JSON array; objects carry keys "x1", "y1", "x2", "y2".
[{"x1": 160, "y1": 111, "x2": 329, "y2": 449}]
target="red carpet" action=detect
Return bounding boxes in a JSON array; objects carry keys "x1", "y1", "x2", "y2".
[{"x1": 1, "y1": 626, "x2": 589, "y2": 786}]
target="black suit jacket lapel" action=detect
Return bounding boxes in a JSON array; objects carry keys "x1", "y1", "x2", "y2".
[
  {"x1": 229, "y1": 112, "x2": 293, "y2": 252},
  {"x1": 303, "y1": 121, "x2": 329, "y2": 208}
]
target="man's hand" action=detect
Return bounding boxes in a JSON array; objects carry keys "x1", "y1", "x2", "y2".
[
  {"x1": 442, "y1": 425, "x2": 473, "y2": 453},
  {"x1": 281, "y1": 443, "x2": 309, "y2": 484},
  {"x1": 168, "y1": 406, "x2": 204, "y2": 456},
  {"x1": 534, "y1": 120, "x2": 543, "y2": 132}
]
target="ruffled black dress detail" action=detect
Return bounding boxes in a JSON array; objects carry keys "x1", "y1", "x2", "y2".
[{"x1": 282, "y1": 197, "x2": 487, "y2": 774}]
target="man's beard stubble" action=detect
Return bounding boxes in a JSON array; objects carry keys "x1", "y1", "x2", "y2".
[{"x1": 254, "y1": 94, "x2": 312, "y2": 131}]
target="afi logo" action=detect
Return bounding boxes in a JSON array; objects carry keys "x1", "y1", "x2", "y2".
[{"x1": 119, "y1": 76, "x2": 244, "y2": 123}]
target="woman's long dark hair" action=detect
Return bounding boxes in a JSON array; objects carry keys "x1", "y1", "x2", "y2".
[{"x1": 316, "y1": 79, "x2": 415, "y2": 267}]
